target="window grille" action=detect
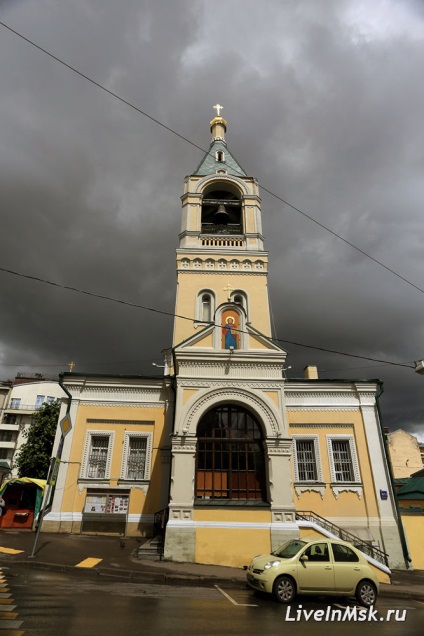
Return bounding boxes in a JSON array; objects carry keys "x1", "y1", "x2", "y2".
[
  {"x1": 196, "y1": 405, "x2": 266, "y2": 501},
  {"x1": 331, "y1": 439, "x2": 354, "y2": 482},
  {"x1": 296, "y1": 440, "x2": 318, "y2": 481},
  {"x1": 126, "y1": 437, "x2": 147, "y2": 480},
  {"x1": 87, "y1": 436, "x2": 109, "y2": 479}
]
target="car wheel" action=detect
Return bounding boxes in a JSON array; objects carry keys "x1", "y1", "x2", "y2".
[
  {"x1": 356, "y1": 580, "x2": 377, "y2": 607},
  {"x1": 273, "y1": 575, "x2": 296, "y2": 604}
]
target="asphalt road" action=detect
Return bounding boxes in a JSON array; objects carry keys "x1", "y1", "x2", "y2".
[{"x1": 3, "y1": 565, "x2": 424, "y2": 636}]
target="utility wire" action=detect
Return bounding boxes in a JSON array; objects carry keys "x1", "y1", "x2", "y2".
[
  {"x1": 0, "y1": 265, "x2": 414, "y2": 369},
  {"x1": 1, "y1": 20, "x2": 424, "y2": 297}
]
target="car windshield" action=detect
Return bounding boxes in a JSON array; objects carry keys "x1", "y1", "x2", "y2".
[{"x1": 272, "y1": 540, "x2": 307, "y2": 558}]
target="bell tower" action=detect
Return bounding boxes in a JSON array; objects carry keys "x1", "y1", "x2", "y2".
[
  {"x1": 165, "y1": 107, "x2": 297, "y2": 565},
  {"x1": 173, "y1": 105, "x2": 271, "y2": 347}
]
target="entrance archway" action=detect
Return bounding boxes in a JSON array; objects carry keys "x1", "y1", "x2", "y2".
[{"x1": 195, "y1": 404, "x2": 267, "y2": 501}]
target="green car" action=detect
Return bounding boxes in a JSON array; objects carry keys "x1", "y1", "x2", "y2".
[{"x1": 246, "y1": 537, "x2": 380, "y2": 606}]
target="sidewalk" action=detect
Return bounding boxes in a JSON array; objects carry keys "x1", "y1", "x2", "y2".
[{"x1": 0, "y1": 529, "x2": 423, "y2": 601}]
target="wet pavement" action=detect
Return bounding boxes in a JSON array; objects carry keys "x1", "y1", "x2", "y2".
[{"x1": 0, "y1": 529, "x2": 423, "y2": 600}]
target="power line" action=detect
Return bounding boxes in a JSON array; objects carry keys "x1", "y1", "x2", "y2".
[
  {"x1": 0, "y1": 264, "x2": 415, "y2": 369},
  {"x1": 1, "y1": 20, "x2": 423, "y2": 297}
]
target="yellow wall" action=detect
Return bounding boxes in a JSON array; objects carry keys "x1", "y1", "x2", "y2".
[
  {"x1": 401, "y1": 514, "x2": 424, "y2": 570},
  {"x1": 194, "y1": 508, "x2": 271, "y2": 567},
  {"x1": 174, "y1": 271, "x2": 271, "y2": 344},
  {"x1": 62, "y1": 404, "x2": 167, "y2": 517},
  {"x1": 289, "y1": 411, "x2": 379, "y2": 520}
]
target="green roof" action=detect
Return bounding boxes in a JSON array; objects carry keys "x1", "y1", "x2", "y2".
[
  {"x1": 396, "y1": 476, "x2": 424, "y2": 499},
  {"x1": 194, "y1": 140, "x2": 247, "y2": 177}
]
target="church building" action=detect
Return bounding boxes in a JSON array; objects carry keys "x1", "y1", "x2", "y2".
[{"x1": 45, "y1": 108, "x2": 407, "y2": 576}]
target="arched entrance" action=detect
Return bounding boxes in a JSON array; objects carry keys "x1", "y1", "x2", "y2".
[{"x1": 195, "y1": 404, "x2": 267, "y2": 501}]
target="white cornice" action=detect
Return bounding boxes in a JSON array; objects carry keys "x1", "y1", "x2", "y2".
[{"x1": 285, "y1": 385, "x2": 377, "y2": 411}]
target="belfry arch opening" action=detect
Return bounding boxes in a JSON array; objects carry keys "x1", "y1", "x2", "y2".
[
  {"x1": 201, "y1": 184, "x2": 242, "y2": 235},
  {"x1": 195, "y1": 404, "x2": 267, "y2": 501}
]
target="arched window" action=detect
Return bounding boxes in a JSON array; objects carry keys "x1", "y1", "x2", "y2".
[
  {"x1": 202, "y1": 294, "x2": 211, "y2": 323},
  {"x1": 216, "y1": 150, "x2": 225, "y2": 162},
  {"x1": 201, "y1": 185, "x2": 242, "y2": 235},
  {"x1": 196, "y1": 289, "x2": 216, "y2": 324},
  {"x1": 196, "y1": 405, "x2": 267, "y2": 501},
  {"x1": 231, "y1": 290, "x2": 248, "y2": 317}
]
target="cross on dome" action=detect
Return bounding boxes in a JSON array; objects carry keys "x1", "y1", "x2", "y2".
[{"x1": 213, "y1": 104, "x2": 224, "y2": 117}]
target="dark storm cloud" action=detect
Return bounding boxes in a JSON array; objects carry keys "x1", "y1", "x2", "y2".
[{"x1": 0, "y1": 0, "x2": 423, "y2": 439}]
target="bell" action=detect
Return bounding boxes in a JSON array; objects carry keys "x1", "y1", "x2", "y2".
[{"x1": 214, "y1": 203, "x2": 229, "y2": 225}]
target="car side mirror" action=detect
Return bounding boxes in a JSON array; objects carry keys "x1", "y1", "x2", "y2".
[{"x1": 300, "y1": 555, "x2": 308, "y2": 563}]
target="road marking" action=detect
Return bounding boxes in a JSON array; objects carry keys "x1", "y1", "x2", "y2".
[
  {"x1": 75, "y1": 557, "x2": 102, "y2": 568},
  {"x1": 0, "y1": 548, "x2": 24, "y2": 555},
  {"x1": 0, "y1": 569, "x2": 24, "y2": 634},
  {"x1": 214, "y1": 585, "x2": 257, "y2": 607}
]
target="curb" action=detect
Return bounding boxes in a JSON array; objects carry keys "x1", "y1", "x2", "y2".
[
  {"x1": 5, "y1": 559, "x2": 424, "y2": 601},
  {"x1": 9, "y1": 559, "x2": 247, "y2": 589}
]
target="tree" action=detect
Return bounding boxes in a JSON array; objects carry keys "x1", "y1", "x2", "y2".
[{"x1": 15, "y1": 401, "x2": 60, "y2": 478}]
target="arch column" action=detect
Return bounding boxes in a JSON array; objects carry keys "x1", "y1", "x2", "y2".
[
  {"x1": 164, "y1": 433, "x2": 197, "y2": 562},
  {"x1": 264, "y1": 438, "x2": 299, "y2": 549}
]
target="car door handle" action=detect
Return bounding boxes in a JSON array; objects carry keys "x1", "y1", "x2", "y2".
[
  {"x1": 354, "y1": 567, "x2": 361, "y2": 571},
  {"x1": 325, "y1": 566, "x2": 332, "y2": 570}
]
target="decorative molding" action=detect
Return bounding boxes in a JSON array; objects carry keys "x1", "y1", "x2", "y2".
[
  {"x1": 289, "y1": 423, "x2": 353, "y2": 429},
  {"x1": 77, "y1": 480, "x2": 133, "y2": 493},
  {"x1": 117, "y1": 481, "x2": 149, "y2": 495},
  {"x1": 295, "y1": 485, "x2": 326, "y2": 500},
  {"x1": 178, "y1": 380, "x2": 283, "y2": 390},
  {"x1": 169, "y1": 507, "x2": 194, "y2": 521},
  {"x1": 286, "y1": 390, "x2": 361, "y2": 411},
  {"x1": 80, "y1": 402, "x2": 163, "y2": 408},
  {"x1": 193, "y1": 173, "x2": 249, "y2": 195},
  {"x1": 44, "y1": 512, "x2": 155, "y2": 523},
  {"x1": 183, "y1": 387, "x2": 281, "y2": 436},
  {"x1": 331, "y1": 485, "x2": 363, "y2": 500},
  {"x1": 87, "y1": 420, "x2": 154, "y2": 426},
  {"x1": 177, "y1": 269, "x2": 267, "y2": 276},
  {"x1": 264, "y1": 438, "x2": 292, "y2": 456}
]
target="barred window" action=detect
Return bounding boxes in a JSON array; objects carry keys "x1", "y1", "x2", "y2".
[
  {"x1": 331, "y1": 440, "x2": 354, "y2": 482},
  {"x1": 296, "y1": 440, "x2": 318, "y2": 481},
  {"x1": 87, "y1": 436, "x2": 109, "y2": 479},
  {"x1": 126, "y1": 437, "x2": 147, "y2": 480},
  {"x1": 196, "y1": 405, "x2": 267, "y2": 501}
]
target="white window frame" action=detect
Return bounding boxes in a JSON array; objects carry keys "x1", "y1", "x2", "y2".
[
  {"x1": 292, "y1": 435, "x2": 323, "y2": 482},
  {"x1": 195, "y1": 289, "x2": 216, "y2": 326},
  {"x1": 231, "y1": 289, "x2": 249, "y2": 318},
  {"x1": 81, "y1": 431, "x2": 115, "y2": 480},
  {"x1": 120, "y1": 432, "x2": 153, "y2": 481},
  {"x1": 36, "y1": 395, "x2": 45, "y2": 408},
  {"x1": 327, "y1": 434, "x2": 360, "y2": 483}
]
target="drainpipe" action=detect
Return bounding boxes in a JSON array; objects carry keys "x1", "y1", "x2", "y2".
[
  {"x1": 59, "y1": 373, "x2": 72, "y2": 415},
  {"x1": 375, "y1": 381, "x2": 411, "y2": 568},
  {"x1": 46, "y1": 374, "x2": 73, "y2": 512}
]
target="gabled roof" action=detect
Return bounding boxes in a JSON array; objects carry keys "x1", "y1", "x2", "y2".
[{"x1": 193, "y1": 139, "x2": 247, "y2": 178}]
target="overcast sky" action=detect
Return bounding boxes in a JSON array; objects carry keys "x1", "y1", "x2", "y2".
[{"x1": 0, "y1": 0, "x2": 423, "y2": 439}]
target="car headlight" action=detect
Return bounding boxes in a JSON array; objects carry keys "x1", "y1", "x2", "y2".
[{"x1": 264, "y1": 560, "x2": 281, "y2": 569}]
